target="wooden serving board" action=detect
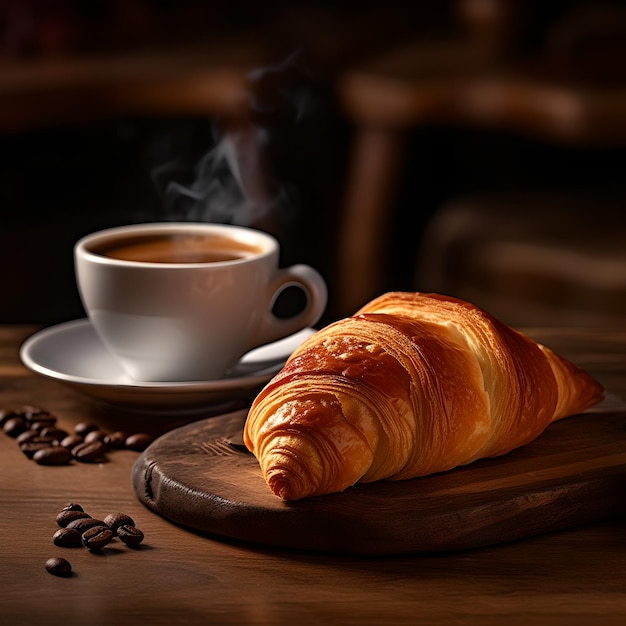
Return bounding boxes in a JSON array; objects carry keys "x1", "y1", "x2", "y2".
[{"x1": 132, "y1": 400, "x2": 626, "y2": 555}]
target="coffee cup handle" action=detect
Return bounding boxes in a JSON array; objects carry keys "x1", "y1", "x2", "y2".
[{"x1": 254, "y1": 264, "x2": 328, "y2": 348}]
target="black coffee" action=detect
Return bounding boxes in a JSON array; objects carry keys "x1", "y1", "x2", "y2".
[{"x1": 92, "y1": 233, "x2": 262, "y2": 264}]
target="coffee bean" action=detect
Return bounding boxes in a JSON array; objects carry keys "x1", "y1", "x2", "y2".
[
  {"x1": 45, "y1": 557, "x2": 72, "y2": 577},
  {"x1": 61, "y1": 503, "x2": 84, "y2": 512},
  {"x1": 125, "y1": 433, "x2": 153, "y2": 452},
  {"x1": 20, "y1": 441, "x2": 56, "y2": 459},
  {"x1": 104, "y1": 431, "x2": 128, "y2": 449},
  {"x1": 74, "y1": 421, "x2": 98, "y2": 436},
  {"x1": 21, "y1": 434, "x2": 57, "y2": 447},
  {"x1": 3, "y1": 416, "x2": 27, "y2": 437},
  {"x1": 20, "y1": 405, "x2": 52, "y2": 421},
  {"x1": 56, "y1": 509, "x2": 91, "y2": 527},
  {"x1": 82, "y1": 525, "x2": 114, "y2": 551},
  {"x1": 0, "y1": 409, "x2": 15, "y2": 427},
  {"x1": 30, "y1": 433, "x2": 57, "y2": 443},
  {"x1": 71, "y1": 440, "x2": 107, "y2": 463},
  {"x1": 104, "y1": 512, "x2": 135, "y2": 535},
  {"x1": 4, "y1": 404, "x2": 151, "y2": 471},
  {"x1": 53, "y1": 527, "x2": 83, "y2": 548},
  {"x1": 40, "y1": 427, "x2": 69, "y2": 442},
  {"x1": 117, "y1": 524, "x2": 144, "y2": 547},
  {"x1": 83, "y1": 429, "x2": 108, "y2": 444},
  {"x1": 66, "y1": 517, "x2": 107, "y2": 533},
  {"x1": 16, "y1": 429, "x2": 40, "y2": 445},
  {"x1": 29, "y1": 417, "x2": 58, "y2": 431},
  {"x1": 59, "y1": 434, "x2": 83, "y2": 449},
  {"x1": 33, "y1": 446, "x2": 72, "y2": 466}
]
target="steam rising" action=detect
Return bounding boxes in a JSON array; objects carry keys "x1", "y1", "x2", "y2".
[
  {"x1": 153, "y1": 127, "x2": 285, "y2": 226},
  {"x1": 248, "y1": 51, "x2": 314, "y2": 123},
  {"x1": 153, "y1": 52, "x2": 313, "y2": 228}
]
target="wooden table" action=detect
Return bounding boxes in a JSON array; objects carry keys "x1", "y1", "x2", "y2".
[{"x1": 2, "y1": 324, "x2": 626, "y2": 626}]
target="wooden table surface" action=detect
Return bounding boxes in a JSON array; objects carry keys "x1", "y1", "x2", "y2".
[{"x1": 2, "y1": 324, "x2": 626, "y2": 626}]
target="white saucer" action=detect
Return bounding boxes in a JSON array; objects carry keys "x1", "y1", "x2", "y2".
[{"x1": 20, "y1": 319, "x2": 315, "y2": 415}]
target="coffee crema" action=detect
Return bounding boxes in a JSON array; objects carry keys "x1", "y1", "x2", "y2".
[{"x1": 92, "y1": 233, "x2": 263, "y2": 264}]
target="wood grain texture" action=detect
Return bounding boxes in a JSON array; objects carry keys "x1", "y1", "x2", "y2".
[{"x1": 132, "y1": 403, "x2": 626, "y2": 555}]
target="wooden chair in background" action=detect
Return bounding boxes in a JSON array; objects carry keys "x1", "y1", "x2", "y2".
[
  {"x1": 0, "y1": 36, "x2": 270, "y2": 132},
  {"x1": 333, "y1": 0, "x2": 626, "y2": 323},
  {"x1": 417, "y1": 190, "x2": 626, "y2": 327}
]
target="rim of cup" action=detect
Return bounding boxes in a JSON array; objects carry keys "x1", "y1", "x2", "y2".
[{"x1": 75, "y1": 222, "x2": 277, "y2": 268}]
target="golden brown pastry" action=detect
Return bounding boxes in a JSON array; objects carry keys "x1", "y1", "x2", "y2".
[{"x1": 244, "y1": 292, "x2": 604, "y2": 501}]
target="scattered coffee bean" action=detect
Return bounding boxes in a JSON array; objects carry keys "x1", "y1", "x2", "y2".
[
  {"x1": 29, "y1": 433, "x2": 57, "y2": 443},
  {"x1": 66, "y1": 517, "x2": 107, "y2": 533},
  {"x1": 29, "y1": 417, "x2": 58, "y2": 431},
  {"x1": 82, "y1": 525, "x2": 114, "y2": 551},
  {"x1": 3, "y1": 416, "x2": 27, "y2": 437},
  {"x1": 125, "y1": 433, "x2": 153, "y2": 452},
  {"x1": 104, "y1": 431, "x2": 128, "y2": 449},
  {"x1": 2, "y1": 405, "x2": 155, "y2": 471},
  {"x1": 83, "y1": 429, "x2": 108, "y2": 444},
  {"x1": 21, "y1": 405, "x2": 52, "y2": 420},
  {"x1": 20, "y1": 441, "x2": 56, "y2": 459},
  {"x1": 40, "y1": 427, "x2": 69, "y2": 442},
  {"x1": 61, "y1": 503, "x2": 84, "y2": 512},
  {"x1": 56, "y1": 509, "x2": 91, "y2": 527},
  {"x1": 60, "y1": 434, "x2": 83, "y2": 449},
  {"x1": 117, "y1": 524, "x2": 144, "y2": 547},
  {"x1": 0, "y1": 409, "x2": 13, "y2": 427},
  {"x1": 53, "y1": 527, "x2": 83, "y2": 548},
  {"x1": 74, "y1": 421, "x2": 98, "y2": 436},
  {"x1": 16, "y1": 429, "x2": 40, "y2": 445},
  {"x1": 71, "y1": 440, "x2": 108, "y2": 463},
  {"x1": 104, "y1": 512, "x2": 135, "y2": 535},
  {"x1": 45, "y1": 556, "x2": 72, "y2": 577},
  {"x1": 21, "y1": 434, "x2": 57, "y2": 447},
  {"x1": 33, "y1": 446, "x2": 72, "y2": 466},
  {"x1": 48, "y1": 505, "x2": 147, "y2": 570}
]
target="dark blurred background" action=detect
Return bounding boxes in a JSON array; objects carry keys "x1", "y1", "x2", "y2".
[{"x1": 2, "y1": 0, "x2": 626, "y2": 328}]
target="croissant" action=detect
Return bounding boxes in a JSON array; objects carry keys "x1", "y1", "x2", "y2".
[{"x1": 243, "y1": 292, "x2": 604, "y2": 501}]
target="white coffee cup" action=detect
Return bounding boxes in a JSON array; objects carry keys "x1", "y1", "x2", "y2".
[{"x1": 74, "y1": 222, "x2": 327, "y2": 382}]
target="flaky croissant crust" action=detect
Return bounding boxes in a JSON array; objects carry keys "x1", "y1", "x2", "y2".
[{"x1": 244, "y1": 292, "x2": 604, "y2": 501}]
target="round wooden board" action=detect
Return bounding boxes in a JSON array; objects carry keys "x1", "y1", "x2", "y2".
[{"x1": 132, "y1": 407, "x2": 626, "y2": 555}]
